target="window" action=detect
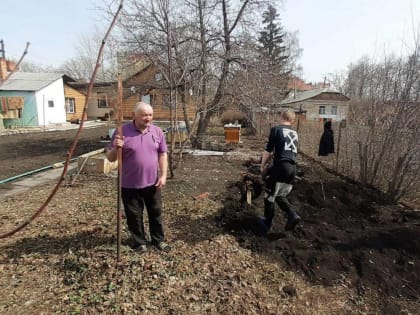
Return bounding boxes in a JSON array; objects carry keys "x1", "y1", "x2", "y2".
[
  {"x1": 149, "y1": 94, "x2": 156, "y2": 107},
  {"x1": 97, "y1": 92, "x2": 108, "y2": 108},
  {"x1": 48, "y1": 100, "x2": 54, "y2": 108},
  {"x1": 331, "y1": 105, "x2": 337, "y2": 115},
  {"x1": 154, "y1": 73, "x2": 163, "y2": 82},
  {"x1": 65, "y1": 97, "x2": 76, "y2": 113},
  {"x1": 319, "y1": 105, "x2": 325, "y2": 114},
  {"x1": 141, "y1": 94, "x2": 151, "y2": 104},
  {"x1": 162, "y1": 94, "x2": 170, "y2": 108}
]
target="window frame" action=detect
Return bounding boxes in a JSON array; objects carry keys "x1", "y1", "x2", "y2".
[
  {"x1": 319, "y1": 105, "x2": 326, "y2": 114},
  {"x1": 97, "y1": 92, "x2": 108, "y2": 108},
  {"x1": 65, "y1": 97, "x2": 76, "y2": 114},
  {"x1": 154, "y1": 73, "x2": 163, "y2": 82},
  {"x1": 149, "y1": 94, "x2": 156, "y2": 108},
  {"x1": 162, "y1": 94, "x2": 170, "y2": 108}
]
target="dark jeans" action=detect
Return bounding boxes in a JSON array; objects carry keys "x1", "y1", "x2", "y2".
[
  {"x1": 264, "y1": 161, "x2": 296, "y2": 227},
  {"x1": 121, "y1": 185, "x2": 165, "y2": 245}
]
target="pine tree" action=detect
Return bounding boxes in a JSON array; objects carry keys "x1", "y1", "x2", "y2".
[{"x1": 258, "y1": 4, "x2": 289, "y2": 67}]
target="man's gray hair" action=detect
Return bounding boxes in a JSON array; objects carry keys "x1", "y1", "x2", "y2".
[{"x1": 133, "y1": 101, "x2": 153, "y2": 113}]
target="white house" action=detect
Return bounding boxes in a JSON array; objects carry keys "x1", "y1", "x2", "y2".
[
  {"x1": 279, "y1": 88, "x2": 350, "y2": 122},
  {"x1": 0, "y1": 72, "x2": 68, "y2": 128}
]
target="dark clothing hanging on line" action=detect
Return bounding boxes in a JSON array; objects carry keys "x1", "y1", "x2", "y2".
[{"x1": 318, "y1": 121, "x2": 335, "y2": 156}]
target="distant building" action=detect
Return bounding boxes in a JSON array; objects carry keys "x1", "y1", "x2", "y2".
[
  {"x1": 279, "y1": 88, "x2": 350, "y2": 122},
  {"x1": 0, "y1": 58, "x2": 85, "y2": 128},
  {"x1": 287, "y1": 77, "x2": 331, "y2": 93},
  {"x1": 0, "y1": 67, "x2": 64, "y2": 128},
  {"x1": 69, "y1": 57, "x2": 196, "y2": 122},
  {"x1": 288, "y1": 77, "x2": 314, "y2": 92}
]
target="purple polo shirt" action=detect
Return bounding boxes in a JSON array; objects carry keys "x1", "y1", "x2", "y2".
[{"x1": 108, "y1": 122, "x2": 167, "y2": 189}]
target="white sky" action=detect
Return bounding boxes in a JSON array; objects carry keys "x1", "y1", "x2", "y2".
[
  {"x1": 282, "y1": 0, "x2": 420, "y2": 82},
  {"x1": 0, "y1": 0, "x2": 100, "y2": 66},
  {"x1": 1, "y1": 0, "x2": 419, "y2": 83}
]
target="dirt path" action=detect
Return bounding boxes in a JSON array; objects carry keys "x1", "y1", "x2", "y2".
[{"x1": 0, "y1": 125, "x2": 112, "y2": 180}]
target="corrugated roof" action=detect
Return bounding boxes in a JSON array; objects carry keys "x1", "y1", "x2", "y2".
[
  {"x1": 280, "y1": 88, "x2": 343, "y2": 104},
  {"x1": 0, "y1": 72, "x2": 64, "y2": 91}
]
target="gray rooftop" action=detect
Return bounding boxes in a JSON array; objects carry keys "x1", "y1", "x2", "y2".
[
  {"x1": 280, "y1": 88, "x2": 343, "y2": 105},
  {"x1": 0, "y1": 72, "x2": 64, "y2": 91}
]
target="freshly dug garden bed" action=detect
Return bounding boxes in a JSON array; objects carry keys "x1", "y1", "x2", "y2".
[{"x1": 0, "y1": 130, "x2": 419, "y2": 314}]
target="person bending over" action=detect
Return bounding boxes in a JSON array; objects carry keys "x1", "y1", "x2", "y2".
[{"x1": 259, "y1": 110, "x2": 301, "y2": 234}]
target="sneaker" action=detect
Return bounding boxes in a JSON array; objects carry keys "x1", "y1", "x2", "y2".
[
  {"x1": 125, "y1": 236, "x2": 145, "y2": 249},
  {"x1": 155, "y1": 241, "x2": 171, "y2": 252},
  {"x1": 285, "y1": 212, "x2": 301, "y2": 231},
  {"x1": 134, "y1": 244, "x2": 148, "y2": 253}
]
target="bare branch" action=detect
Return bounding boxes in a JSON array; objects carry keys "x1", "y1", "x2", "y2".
[
  {"x1": 0, "y1": 0, "x2": 124, "y2": 239},
  {"x1": 0, "y1": 42, "x2": 30, "y2": 86}
]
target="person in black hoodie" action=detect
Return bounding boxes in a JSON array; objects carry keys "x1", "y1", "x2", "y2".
[
  {"x1": 259, "y1": 110, "x2": 301, "y2": 234},
  {"x1": 318, "y1": 120, "x2": 335, "y2": 156}
]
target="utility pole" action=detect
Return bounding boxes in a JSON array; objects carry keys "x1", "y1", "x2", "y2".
[{"x1": 0, "y1": 40, "x2": 5, "y2": 58}]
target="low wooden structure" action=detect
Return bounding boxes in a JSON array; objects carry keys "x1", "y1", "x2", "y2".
[
  {"x1": 224, "y1": 123, "x2": 241, "y2": 143},
  {"x1": 77, "y1": 149, "x2": 117, "y2": 174}
]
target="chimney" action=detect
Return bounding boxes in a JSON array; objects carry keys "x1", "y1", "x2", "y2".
[
  {"x1": 0, "y1": 58, "x2": 8, "y2": 81},
  {"x1": 6, "y1": 60, "x2": 16, "y2": 72}
]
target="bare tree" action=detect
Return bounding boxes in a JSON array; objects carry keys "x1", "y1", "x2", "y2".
[
  {"x1": 340, "y1": 28, "x2": 420, "y2": 202},
  {"x1": 193, "y1": 0, "x2": 263, "y2": 145},
  {"x1": 17, "y1": 61, "x2": 57, "y2": 73},
  {"x1": 111, "y1": 0, "x2": 276, "y2": 147},
  {"x1": 109, "y1": 0, "x2": 198, "y2": 174},
  {"x1": 224, "y1": 7, "x2": 301, "y2": 136},
  {"x1": 58, "y1": 27, "x2": 120, "y2": 81}
]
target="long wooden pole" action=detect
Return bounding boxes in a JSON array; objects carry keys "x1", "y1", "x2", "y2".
[
  {"x1": 117, "y1": 73, "x2": 123, "y2": 262},
  {"x1": 335, "y1": 121, "x2": 343, "y2": 171}
]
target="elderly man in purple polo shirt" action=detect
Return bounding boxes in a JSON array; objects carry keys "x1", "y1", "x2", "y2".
[{"x1": 106, "y1": 102, "x2": 170, "y2": 252}]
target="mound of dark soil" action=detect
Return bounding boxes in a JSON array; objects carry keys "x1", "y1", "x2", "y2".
[{"x1": 220, "y1": 158, "x2": 420, "y2": 305}]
